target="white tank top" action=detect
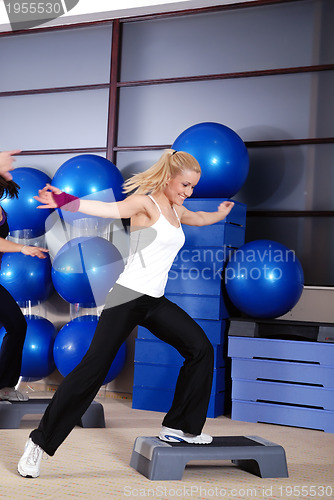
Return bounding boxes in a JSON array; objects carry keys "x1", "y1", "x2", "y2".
[{"x1": 116, "y1": 195, "x2": 185, "y2": 297}]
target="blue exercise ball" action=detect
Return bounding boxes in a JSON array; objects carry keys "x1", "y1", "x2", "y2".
[
  {"x1": 0, "y1": 315, "x2": 57, "y2": 379},
  {"x1": 0, "y1": 252, "x2": 53, "y2": 306},
  {"x1": 172, "y1": 122, "x2": 249, "y2": 198},
  {"x1": 225, "y1": 240, "x2": 304, "y2": 318},
  {"x1": 52, "y1": 154, "x2": 124, "y2": 223},
  {"x1": 53, "y1": 315, "x2": 126, "y2": 385},
  {"x1": 52, "y1": 236, "x2": 124, "y2": 307},
  {"x1": 1, "y1": 167, "x2": 53, "y2": 237}
]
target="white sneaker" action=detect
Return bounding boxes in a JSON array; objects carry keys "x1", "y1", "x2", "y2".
[
  {"x1": 159, "y1": 426, "x2": 213, "y2": 444},
  {"x1": 0, "y1": 387, "x2": 29, "y2": 401},
  {"x1": 18, "y1": 438, "x2": 44, "y2": 478}
]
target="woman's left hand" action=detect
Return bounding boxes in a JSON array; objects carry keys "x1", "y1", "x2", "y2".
[
  {"x1": 217, "y1": 201, "x2": 234, "y2": 216},
  {"x1": 21, "y1": 245, "x2": 49, "y2": 259}
]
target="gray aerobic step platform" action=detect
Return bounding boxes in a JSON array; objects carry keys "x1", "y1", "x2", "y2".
[
  {"x1": 130, "y1": 435, "x2": 288, "y2": 480},
  {"x1": 0, "y1": 398, "x2": 105, "y2": 429}
]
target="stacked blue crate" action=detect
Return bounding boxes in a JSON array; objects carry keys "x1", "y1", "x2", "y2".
[
  {"x1": 132, "y1": 325, "x2": 226, "y2": 417},
  {"x1": 132, "y1": 199, "x2": 246, "y2": 418},
  {"x1": 228, "y1": 335, "x2": 334, "y2": 433}
]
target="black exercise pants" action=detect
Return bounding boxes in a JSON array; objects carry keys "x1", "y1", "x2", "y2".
[
  {"x1": 30, "y1": 285, "x2": 214, "y2": 456},
  {"x1": 0, "y1": 284, "x2": 27, "y2": 389}
]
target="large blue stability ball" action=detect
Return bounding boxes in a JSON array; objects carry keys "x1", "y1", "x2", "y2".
[
  {"x1": 172, "y1": 122, "x2": 249, "y2": 198},
  {"x1": 225, "y1": 240, "x2": 304, "y2": 318},
  {"x1": 52, "y1": 236, "x2": 124, "y2": 307},
  {"x1": 1, "y1": 167, "x2": 53, "y2": 237},
  {"x1": 52, "y1": 154, "x2": 124, "y2": 223},
  {"x1": 0, "y1": 252, "x2": 52, "y2": 306},
  {"x1": 53, "y1": 315, "x2": 127, "y2": 385},
  {"x1": 0, "y1": 315, "x2": 57, "y2": 379}
]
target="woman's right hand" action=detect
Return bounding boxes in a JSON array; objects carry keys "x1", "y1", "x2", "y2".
[
  {"x1": 0, "y1": 150, "x2": 21, "y2": 181},
  {"x1": 34, "y1": 184, "x2": 62, "y2": 209}
]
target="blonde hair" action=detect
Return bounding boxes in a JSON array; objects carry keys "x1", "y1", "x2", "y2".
[{"x1": 123, "y1": 149, "x2": 201, "y2": 195}]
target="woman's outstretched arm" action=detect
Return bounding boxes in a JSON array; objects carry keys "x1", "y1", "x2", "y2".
[
  {"x1": 179, "y1": 200, "x2": 235, "y2": 226},
  {"x1": 34, "y1": 184, "x2": 150, "y2": 219}
]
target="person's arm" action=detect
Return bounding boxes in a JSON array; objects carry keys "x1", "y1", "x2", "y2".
[
  {"x1": 34, "y1": 184, "x2": 150, "y2": 220},
  {"x1": 0, "y1": 150, "x2": 21, "y2": 181},
  {"x1": 0, "y1": 238, "x2": 49, "y2": 258},
  {"x1": 179, "y1": 201, "x2": 235, "y2": 226}
]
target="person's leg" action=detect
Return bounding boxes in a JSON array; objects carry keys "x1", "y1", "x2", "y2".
[
  {"x1": 142, "y1": 296, "x2": 214, "y2": 437},
  {"x1": 29, "y1": 286, "x2": 143, "y2": 457},
  {"x1": 0, "y1": 284, "x2": 27, "y2": 391}
]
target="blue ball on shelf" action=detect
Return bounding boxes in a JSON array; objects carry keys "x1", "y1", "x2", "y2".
[
  {"x1": 1, "y1": 167, "x2": 53, "y2": 237},
  {"x1": 0, "y1": 252, "x2": 53, "y2": 307},
  {"x1": 52, "y1": 154, "x2": 124, "y2": 224},
  {"x1": 225, "y1": 239, "x2": 304, "y2": 319},
  {"x1": 52, "y1": 236, "x2": 124, "y2": 307},
  {"x1": 172, "y1": 122, "x2": 249, "y2": 198},
  {"x1": 53, "y1": 315, "x2": 127, "y2": 385}
]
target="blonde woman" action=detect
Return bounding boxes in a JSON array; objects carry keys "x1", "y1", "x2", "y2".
[{"x1": 18, "y1": 150, "x2": 234, "y2": 478}]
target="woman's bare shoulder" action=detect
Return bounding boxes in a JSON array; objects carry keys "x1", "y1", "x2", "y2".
[{"x1": 122, "y1": 193, "x2": 155, "y2": 217}]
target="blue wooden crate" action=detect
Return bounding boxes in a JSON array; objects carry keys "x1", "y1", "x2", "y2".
[
  {"x1": 231, "y1": 379, "x2": 334, "y2": 411},
  {"x1": 137, "y1": 321, "x2": 227, "y2": 346},
  {"x1": 231, "y1": 358, "x2": 334, "y2": 388},
  {"x1": 183, "y1": 223, "x2": 245, "y2": 248},
  {"x1": 195, "y1": 319, "x2": 227, "y2": 345},
  {"x1": 133, "y1": 363, "x2": 225, "y2": 394},
  {"x1": 132, "y1": 385, "x2": 224, "y2": 418},
  {"x1": 134, "y1": 338, "x2": 224, "y2": 368},
  {"x1": 228, "y1": 336, "x2": 334, "y2": 366},
  {"x1": 228, "y1": 336, "x2": 334, "y2": 432},
  {"x1": 165, "y1": 293, "x2": 229, "y2": 320},
  {"x1": 207, "y1": 391, "x2": 225, "y2": 418},
  {"x1": 166, "y1": 269, "x2": 222, "y2": 296},
  {"x1": 183, "y1": 199, "x2": 247, "y2": 227},
  {"x1": 231, "y1": 400, "x2": 334, "y2": 433}
]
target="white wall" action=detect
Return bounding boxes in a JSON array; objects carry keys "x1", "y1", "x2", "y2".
[{"x1": 0, "y1": 25, "x2": 112, "y2": 178}]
